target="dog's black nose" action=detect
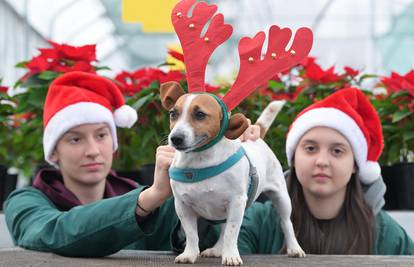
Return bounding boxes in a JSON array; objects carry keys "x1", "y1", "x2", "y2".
[{"x1": 171, "y1": 135, "x2": 184, "y2": 146}]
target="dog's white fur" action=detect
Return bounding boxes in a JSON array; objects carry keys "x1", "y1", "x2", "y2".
[{"x1": 170, "y1": 97, "x2": 304, "y2": 265}]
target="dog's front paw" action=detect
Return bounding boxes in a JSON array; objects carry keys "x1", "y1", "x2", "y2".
[
  {"x1": 201, "y1": 247, "x2": 221, "y2": 258},
  {"x1": 174, "y1": 252, "x2": 198, "y2": 264},
  {"x1": 222, "y1": 254, "x2": 243, "y2": 266},
  {"x1": 287, "y1": 245, "x2": 306, "y2": 258}
]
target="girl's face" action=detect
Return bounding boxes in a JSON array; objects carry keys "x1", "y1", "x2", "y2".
[
  {"x1": 50, "y1": 123, "x2": 113, "y2": 187},
  {"x1": 294, "y1": 127, "x2": 356, "y2": 199}
]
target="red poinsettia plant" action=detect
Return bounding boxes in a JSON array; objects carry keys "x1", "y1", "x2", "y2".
[
  {"x1": 235, "y1": 56, "x2": 374, "y2": 167},
  {"x1": 0, "y1": 80, "x2": 16, "y2": 167},
  {"x1": 111, "y1": 48, "x2": 220, "y2": 170},
  {"x1": 371, "y1": 70, "x2": 414, "y2": 164},
  {"x1": 19, "y1": 40, "x2": 97, "y2": 81},
  {"x1": 11, "y1": 41, "x2": 106, "y2": 176}
]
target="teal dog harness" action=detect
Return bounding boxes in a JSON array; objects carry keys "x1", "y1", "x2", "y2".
[{"x1": 169, "y1": 146, "x2": 259, "y2": 213}]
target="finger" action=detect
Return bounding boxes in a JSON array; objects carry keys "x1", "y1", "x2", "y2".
[
  {"x1": 246, "y1": 118, "x2": 251, "y2": 126},
  {"x1": 239, "y1": 133, "x2": 246, "y2": 142},
  {"x1": 252, "y1": 125, "x2": 260, "y2": 140},
  {"x1": 157, "y1": 151, "x2": 175, "y2": 159},
  {"x1": 157, "y1": 145, "x2": 176, "y2": 153},
  {"x1": 158, "y1": 153, "x2": 175, "y2": 160}
]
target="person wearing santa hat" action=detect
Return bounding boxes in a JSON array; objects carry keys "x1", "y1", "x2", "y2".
[
  {"x1": 235, "y1": 87, "x2": 414, "y2": 255},
  {"x1": 4, "y1": 71, "x2": 260, "y2": 256},
  {"x1": 3, "y1": 71, "x2": 183, "y2": 256}
]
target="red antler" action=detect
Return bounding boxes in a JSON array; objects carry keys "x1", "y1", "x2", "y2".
[
  {"x1": 222, "y1": 26, "x2": 313, "y2": 111},
  {"x1": 171, "y1": 0, "x2": 232, "y2": 93}
]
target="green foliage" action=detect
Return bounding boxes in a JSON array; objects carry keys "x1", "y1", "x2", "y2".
[
  {"x1": 113, "y1": 83, "x2": 171, "y2": 170},
  {"x1": 10, "y1": 75, "x2": 54, "y2": 176},
  {"x1": 371, "y1": 90, "x2": 414, "y2": 165}
]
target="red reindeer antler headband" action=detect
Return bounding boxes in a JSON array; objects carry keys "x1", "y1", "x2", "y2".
[{"x1": 172, "y1": 0, "x2": 313, "y2": 111}]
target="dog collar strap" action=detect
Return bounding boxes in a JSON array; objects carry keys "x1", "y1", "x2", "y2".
[
  {"x1": 193, "y1": 94, "x2": 229, "y2": 152},
  {"x1": 169, "y1": 146, "x2": 245, "y2": 183}
]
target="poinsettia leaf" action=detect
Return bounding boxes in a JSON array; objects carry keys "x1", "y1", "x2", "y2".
[
  {"x1": 19, "y1": 76, "x2": 48, "y2": 89},
  {"x1": 387, "y1": 142, "x2": 401, "y2": 164},
  {"x1": 131, "y1": 93, "x2": 154, "y2": 111},
  {"x1": 392, "y1": 109, "x2": 412, "y2": 123},
  {"x1": 403, "y1": 132, "x2": 414, "y2": 142},
  {"x1": 358, "y1": 74, "x2": 377, "y2": 81},
  {"x1": 390, "y1": 90, "x2": 410, "y2": 99},
  {"x1": 13, "y1": 79, "x2": 23, "y2": 89},
  {"x1": 95, "y1": 66, "x2": 111, "y2": 71},
  {"x1": 38, "y1": 71, "x2": 60, "y2": 80},
  {"x1": 382, "y1": 124, "x2": 398, "y2": 132},
  {"x1": 268, "y1": 80, "x2": 285, "y2": 90},
  {"x1": 15, "y1": 61, "x2": 29, "y2": 68},
  {"x1": 157, "y1": 62, "x2": 175, "y2": 67}
]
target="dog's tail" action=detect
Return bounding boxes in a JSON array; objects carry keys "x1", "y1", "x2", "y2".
[{"x1": 255, "y1": 100, "x2": 286, "y2": 138}]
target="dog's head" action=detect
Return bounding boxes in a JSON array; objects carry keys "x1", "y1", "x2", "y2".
[{"x1": 160, "y1": 81, "x2": 249, "y2": 151}]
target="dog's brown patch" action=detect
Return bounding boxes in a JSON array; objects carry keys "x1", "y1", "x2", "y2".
[
  {"x1": 160, "y1": 81, "x2": 185, "y2": 110},
  {"x1": 225, "y1": 113, "x2": 249, "y2": 139},
  {"x1": 187, "y1": 94, "x2": 223, "y2": 146}
]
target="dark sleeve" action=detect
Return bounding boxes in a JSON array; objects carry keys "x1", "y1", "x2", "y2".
[
  {"x1": 4, "y1": 186, "x2": 178, "y2": 257},
  {"x1": 375, "y1": 210, "x2": 414, "y2": 255}
]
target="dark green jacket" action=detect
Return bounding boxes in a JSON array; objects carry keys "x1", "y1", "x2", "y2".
[
  {"x1": 4, "y1": 186, "x2": 180, "y2": 257},
  {"x1": 5, "y1": 187, "x2": 414, "y2": 256},
  {"x1": 238, "y1": 201, "x2": 414, "y2": 255}
]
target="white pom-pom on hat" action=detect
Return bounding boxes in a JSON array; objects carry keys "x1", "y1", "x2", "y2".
[
  {"x1": 358, "y1": 161, "x2": 381, "y2": 184},
  {"x1": 114, "y1": 105, "x2": 138, "y2": 128}
]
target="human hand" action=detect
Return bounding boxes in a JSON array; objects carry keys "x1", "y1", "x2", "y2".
[
  {"x1": 136, "y1": 145, "x2": 175, "y2": 216},
  {"x1": 152, "y1": 145, "x2": 175, "y2": 199}
]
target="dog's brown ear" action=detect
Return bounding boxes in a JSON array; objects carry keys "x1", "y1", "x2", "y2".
[
  {"x1": 225, "y1": 113, "x2": 249, "y2": 140},
  {"x1": 160, "y1": 81, "x2": 185, "y2": 110}
]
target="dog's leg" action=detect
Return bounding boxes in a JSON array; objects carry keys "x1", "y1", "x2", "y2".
[
  {"x1": 266, "y1": 190, "x2": 306, "y2": 257},
  {"x1": 221, "y1": 197, "x2": 245, "y2": 266},
  {"x1": 174, "y1": 199, "x2": 200, "y2": 264},
  {"x1": 200, "y1": 223, "x2": 225, "y2": 258}
]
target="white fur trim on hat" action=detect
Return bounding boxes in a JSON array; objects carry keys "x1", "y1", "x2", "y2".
[
  {"x1": 286, "y1": 107, "x2": 379, "y2": 184},
  {"x1": 43, "y1": 102, "x2": 118, "y2": 167},
  {"x1": 114, "y1": 105, "x2": 137, "y2": 128}
]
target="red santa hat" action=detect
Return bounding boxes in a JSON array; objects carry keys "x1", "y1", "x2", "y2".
[
  {"x1": 286, "y1": 87, "x2": 384, "y2": 184},
  {"x1": 43, "y1": 71, "x2": 137, "y2": 166}
]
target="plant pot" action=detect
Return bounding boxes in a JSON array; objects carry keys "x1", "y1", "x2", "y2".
[
  {"x1": 0, "y1": 165, "x2": 18, "y2": 211},
  {"x1": 138, "y1": 163, "x2": 155, "y2": 186},
  {"x1": 382, "y1": 163, "x2": 414, "y2": 210},
  {"x1": 116, "y1": 163, "x2": 155, "y2": 186}
]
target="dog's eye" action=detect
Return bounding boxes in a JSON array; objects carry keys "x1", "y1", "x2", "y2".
[
  {"x1": 169, "y1": 110, "x2": 178, "y2": 120},
  {"x1": 194, "y1": 111, "x2": 206, "y2": 120}
]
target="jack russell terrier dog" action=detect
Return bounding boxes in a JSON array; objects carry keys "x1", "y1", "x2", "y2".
[
  {"x1": 160, "y1": 82, "x2": 305, "y2": 265},
  {"x1": 163, "y1": 0, "x2": 313, "y2": 265}
]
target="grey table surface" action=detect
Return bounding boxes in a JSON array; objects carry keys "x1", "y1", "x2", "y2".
[{"x1": 0, "y1": 248, "x2": 413, "y2": 267}]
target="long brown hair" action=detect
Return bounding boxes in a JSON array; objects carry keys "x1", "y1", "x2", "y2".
[{"x1": 287, "y1": 167, "x2": 375, "y2": 254}]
